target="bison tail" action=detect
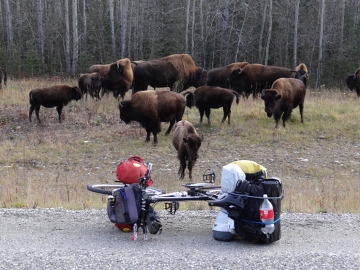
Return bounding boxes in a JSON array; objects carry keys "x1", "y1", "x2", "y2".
[
  {"x1": 232, "y1": 90, "x2": 240, "y2": 104},
  {"x1": 185, "y1": 92, "x2": 195, "y2": 108}
]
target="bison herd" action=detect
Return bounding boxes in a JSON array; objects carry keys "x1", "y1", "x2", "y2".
[{"x1": 1, "y1": 56, "x2": 359, "y2": 180}]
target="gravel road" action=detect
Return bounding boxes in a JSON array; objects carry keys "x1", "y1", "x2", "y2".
[{"x1": 1, "y1": 208, "x2": 360, "y2": 269}]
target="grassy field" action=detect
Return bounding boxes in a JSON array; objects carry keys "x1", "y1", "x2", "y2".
[{"x1": 0, "y1": 77, "x2": 359, "y2": 213}]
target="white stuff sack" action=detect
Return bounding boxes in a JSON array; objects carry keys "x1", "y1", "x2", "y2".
[
  {"x1": 212, "y1": 209, "x2": 236, "y2": 241},
  {"x1": 220, "y1": 163, "x2": 246, "y2": 193}
]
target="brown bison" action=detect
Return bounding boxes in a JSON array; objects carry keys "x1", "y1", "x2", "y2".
[
  {"x1": 132, "y1": 54, "x2": 207, "y2": 93},
  {"x1": 78, "y1": 72, "x2": 102, "y2": 100},
  {"x1": 229, "y1": 63, "x2": 298, "y2": 98},
  {"x1": 0, "y1": 68, "x2": 7, "y2": 89},
  {"x1": 172, "y1": 120, "x2": 203, "y2": 180},
  {"x1": 29, "y1": 85, "x2": 82, "y2": 123},
  {"x1": 88, "y1": 58, "x2": 133, "y2": 99},
  {"x1": 186, "y1": 86, "x2": 239, "y2": 125},
  {"x1": 345, "y1": 68, "x2": 360, "y2": 97},
  {"x1": 206, "y1": 62, "x2": 249, "y2": 89},
  {"x1": 261, "y1": 76, "x2": 307, "y2": 128},
  {"x1": 118, "y1": 90, "x2": 194, "y2": 144}
]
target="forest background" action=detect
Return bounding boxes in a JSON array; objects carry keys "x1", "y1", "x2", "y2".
[{"x1": 0, "y1": 0, "x2": 360, "y2": 89}]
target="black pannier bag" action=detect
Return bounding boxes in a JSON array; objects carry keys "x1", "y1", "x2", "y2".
[
  {"x1": 227, "y1": 177, "x2": 282, "y2": 244},
  {"x1": 107, "y1": 184, "x2": 142, "y2": 224}
]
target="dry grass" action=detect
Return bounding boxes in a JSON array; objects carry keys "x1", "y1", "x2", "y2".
[{"x1": 0, "y1": 78, "x2": 359, "y2": 213}]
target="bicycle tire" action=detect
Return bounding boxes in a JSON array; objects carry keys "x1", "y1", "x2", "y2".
[
  {"x1": 87, "y1": 183, "x2": 125, "y2": 195},
  {"x1": 87, "y1": 183, "x2": 166, "y2": 196}
]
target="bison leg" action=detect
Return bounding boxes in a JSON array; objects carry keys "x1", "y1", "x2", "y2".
[
  {"x1": 198, "y1": 108, "x2": 205, "y2": 124},
  {"x1": 178, "y1": 158, "x2": 186, "y2": 180},
  {"x1": 145, "y1": 130, "x2": 151, "y2": 143},
  {"x1": 299, "y1": 103, "x2": 304, "y2": 123},
  {"x1": 153, "y1": 132, "x2": 158, "y2": 144},
  {"x1": 282, "y1": 108, "x2": 293, "y2": 128},
  {"x1": 164, "y1": 119, "x2": 175, "y2": 135},
  {"x1": 56, "y1": 105, "x2": 64, "y2": 123},
  {"x1": 34, "y1": 105, "x2": 42, "y2": 123},
  {"x1": 222, "y1": 106, "x2": 231, "y2": 124},
  {"x1": 205, "y1": 109, "x2": 211, "y2": 125},
  {"x1": 29, "y1": 105, "x2": 35, "y2": 122}
]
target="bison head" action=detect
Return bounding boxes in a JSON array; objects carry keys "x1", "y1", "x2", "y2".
[
  {"x1": 118, "y1": 101, "x2": 132, "y2": 123},
  {"x1": 228, "y1": 68, "x2": 246, "y2": 95},
  {"x1": 183, "y1": 133, "x2": 203, "y2": 161},
  {"x1": 261, "y1": 89, "x2": 281, "y2": 118},
  {"x1": 73, "y1": 86, "x2": 83, "y2": 101}
]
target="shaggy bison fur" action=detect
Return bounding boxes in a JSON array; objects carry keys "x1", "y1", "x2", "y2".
[
  {"x1": 78, "y1": 72, "x2": 102, "y2": 100},
  {"x1": 261, "y1": 77, "x2": 307, "y2": 128},
  {"x1": 187, "y1": 86, "x2": 239, "y2": 125},
  {"x1": 345, "y1": 68, "x2": 360, "y2": 97},
  {"x1": 29, "y1": 84, "x2": 82, "y2": 123},
  {"x1": 132, "y1": 54, "x2": 207, "y2": 93},
  {"x1": 206, "y1": 62, "x2": 249, "y2": 89},
  {"x1": 172, "y1": 120, "x2": 203, "y2": 180},
  {"x1": 88, "y1": 58, "x2": 133, "y2": 99},
  {"x1": 229, "y1": 63, "x2": 298, "y2": 98},
  {"x1": 118, "y1": 90, "x2": 193, "y2": 144}
]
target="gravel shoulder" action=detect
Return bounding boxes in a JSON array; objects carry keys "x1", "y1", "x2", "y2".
[{"x1": 1, "y1": 208, "x2": 360, "y2": 269}]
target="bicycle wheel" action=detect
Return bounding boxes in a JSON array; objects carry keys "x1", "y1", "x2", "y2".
[
  {"x1": 87, "y1": 183, "x2": 125, "y2": 195},
  {"x1": 87, "y1": 183, "x2": 165, "y2": 196}
]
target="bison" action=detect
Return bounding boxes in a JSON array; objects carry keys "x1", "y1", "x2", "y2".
[
  {"x1": 118, "y1": 90, "x2": 193, "y2": 144},
  {"x1": 229, "y1": 63, "x2": 298, "y2": 98},
  {"x1": 0, "y1": 68, "x2": 7, "y2": 89},
  {"x1": 78, "y1": 72, "x2": 102, "y2": 100},
  {"x1": 186, "y1": 86, "x2": 239, "y2": 125},
  {"x1": 172, "y1": 120, "x2": 203, "y2": 180},
  {"x1": 295, "y1": 63, "x2": 308, "y2": 77},
  {"x1": 345, "y1": 68, "x2": 360, "y2": 97},
  {"x1": 261, "y1": 77, "x2": 307, "y2": 128},
  {"x1": 206, "y1": 61, "x2": 249, "y2": 89},
  {"x1": 132, "y1": 54, "x2": 207, "y2": 93},
  {"x1": 29, "y1": 85, "x2": 82, "y2": 123},
  {"x1": 88, "y1": 58, "x2": 133, "y2": 99}
]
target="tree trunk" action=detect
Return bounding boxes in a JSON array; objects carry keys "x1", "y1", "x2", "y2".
[
  {"x1": 293, "y1": 0, "x2": 300, "y2": 67},
  {"x1": 199, "y1": 0, "x2": 205, "y2": 67},
  {"x1": 191, "y1": 0, "x2": 195, "y2": 56},
  {"x1": 65, "y1": 0, "x2": 70, "y2": 74},
  {"x1": 338, "y1": 0, "x2": 345, "y2": 56},
  {"x1": 264, "y1": 0, "x2": 273, "y2": 65},
  {"x1": 120, "y1": 0, "x2": 129, "y2": 58},
  {"x1": 4, "y1": 0, "x2": 14, "y2": 56},
  {"x1": 185, "y1": 0, "x2": 190, "y2": 54},
  {"x1": 71, "y1": 0, "x2": 78, "y2": 76},
  {"x1": 37, "y1": 0, "x2": 45, "y2": 65},
  {"x1": 316, "y1": 0, "x2": 325, "y2": 88},
  {"x1": 82, "y1": 0, "x2": 87, "y2": 50},
  {"x1": 108, "y1": 0, "x2": 115, "y2": 60},
  {"x1": 234, "y1": 3, "x2": 248, "y2": 62},
  {"x1": 258, "y1": 0, "x2": 267, "y2": 63}
]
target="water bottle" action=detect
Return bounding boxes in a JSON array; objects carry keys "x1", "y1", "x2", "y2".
[{"x1": 260, "y1": 194, "x2": 275, "y2": 237}]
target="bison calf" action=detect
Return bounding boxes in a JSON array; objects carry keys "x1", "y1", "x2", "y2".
[
  {"x1": 261, "y1": 77, "x2": 306, "y2": 128},
  {"x1": 29, "y1": 84, "x2": 82, "y2": 123},
  {"x1": 172, "y1": 120, "x2": 203, "y2": 180},
  {"x1": 78, "y1": 72, "x2": 102, "y2": 100},
  {"x1": 187, "y1": 86, "x2": 239, "y2": 125}
]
